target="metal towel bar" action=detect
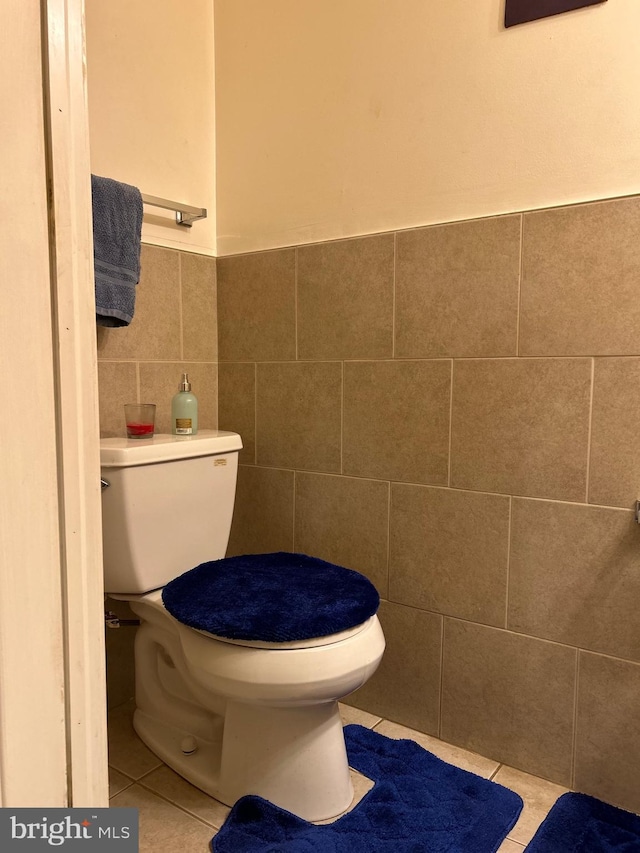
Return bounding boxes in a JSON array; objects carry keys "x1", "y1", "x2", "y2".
[{"x1": 141, "y1": 193, "x2": 207, "y2": 228}]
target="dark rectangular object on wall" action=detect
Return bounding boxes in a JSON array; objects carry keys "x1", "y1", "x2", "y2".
[{"x1": 505, "y1": 0, "x2": 606, "y2": 28}]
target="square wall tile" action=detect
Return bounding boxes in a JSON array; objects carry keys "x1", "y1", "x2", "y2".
[
  {"x1": 98, "y1": 361, "x2": 137, "y2": 438},
  {"x1": 138, "y1": 362, "x2": 217, "y2": 434},
  {"x1": 441, "y1": 619, "x2": 576, "y2": 785},
  {"x1": 389, "y1": 484, "x2": 510, "y2": 627},
  {"x1": 520, "y1": 197, "x2": 640, "y2": 356},
  {"x1": 217, "y1": 250, "x2": 296, "y2": 361},
  {"x1": 451, "y1": 358, "x2": 591, "y2": 500},
  {"x1": 575, "y1": 652, "x2": 640, "y2": 814},
  {"x1": 297, "y1": 234, "x2": 394, "y2": 359},
  {"x1": 218, "y1": 362, "x2": 256, "y2": 464},
  {"x1": 96, "y1": 245, "x2": 181, "y2": 361},
  {"x1": 395, "y1": 216, "x2": 520, "y2": 358},
  {"x1": 347, "y1": 601, "x2": 442, "y2": 735},
  {"x1": 256, "y1": 362, "x2": 342, "y2": 473},
  {"x1": 294, "y1": 472, "x2": 389, "y2": 596},
  {"x1": 343, "y1": 360, "x2": 451, "y2": 484},
  {"x1": 589, "y1": 357, "x2": 640, "y2": 508},
  {"x1": 180, "y1": 252, "x2": 217, "y2": 362},
  {"x1": 227, "y1": 465, "x2": 294, "y2": 556},
  {"x1": 509, "y1": 499, "x2": 640, "y2": 661}
]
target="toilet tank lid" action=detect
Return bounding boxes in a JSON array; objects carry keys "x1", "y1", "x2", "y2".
[{"x1": 100, "y1": 430, "x2": 242, "y2": 468}]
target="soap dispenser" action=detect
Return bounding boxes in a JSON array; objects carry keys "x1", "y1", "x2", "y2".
[{"x1": 171, "y1": 373, "x2": 198, "y2": 436}]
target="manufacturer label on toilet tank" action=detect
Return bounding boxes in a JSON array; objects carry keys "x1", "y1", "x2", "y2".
[{"x1": 0, "y1": 809, "x2": 138, "y2": 850}]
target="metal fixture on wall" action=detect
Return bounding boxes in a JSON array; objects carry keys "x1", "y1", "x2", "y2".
[{"x1": 141, "y1": 193, "x2": 207, "y2": 227}]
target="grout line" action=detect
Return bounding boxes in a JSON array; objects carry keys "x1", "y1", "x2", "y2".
[
  {"x1": 584, "y1": 357, "x2": 595, "y2": 504},
  {"x1": 437, "y1": 616, "x2": 445, "y2": 739},
  {"x1": 294, "y1": 248, "x2": 299, "y2": 361},
  {"x1": 228, "y1": 355, "x2": 613, "y2": 364},
  {"x1": 178, "y1": 253, "x2": 185, "y2": 361},
  {"x1": 489, "y1": 764, "x2": 503, "y2": 782},
  {"x1": 253, "y1": 362, "x2": 258, "y2": 465},
  {"x1": 99, "y1": 358, "x2": 218, "y2": 364},
  {"x1": 234, "y1": 462, "x2": 634, "y2": 513},
  {"x1": 340, "y1": 361, "x2": 345, "y2": 474},
  {"x1": 135, "y1": 362, "x2": 141, "y2": 403},
  {"x1": 516, "y1": 213, "x2": 524, "y2": 356},
  {"x1": 505, "y1": 496, "x2": 513, "y2": 629},
  {"x1": 134, "y1": 776, "x2": 220, "y2": 829},
  {"x1": 392, "y1": 232, "x2": 397, "y2": 358},
  {"x1": 385, "y1": 482, "x2": 392, "y2": 601},
  {"x1": 447, "y1": 360, "x2": 454, "y2": 486},
  {"x1": 570, "y1": 650, "x2": 581, "y2": 790},
  {"x1": 214, "y1": 360, "x2": 219, "y2": 428},
  {"x1": 292, "y1": 469, "x2": 297, "y2": 551}
]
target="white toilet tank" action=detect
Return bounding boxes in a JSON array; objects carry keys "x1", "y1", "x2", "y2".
[{"x1": 100, "y1": 431, "x2": 242, "y2": 595}]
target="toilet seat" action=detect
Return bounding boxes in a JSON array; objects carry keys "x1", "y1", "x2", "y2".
[
  {"x1": 194, "y1": 620, "x2": 369, "y2": 650},
  {"x1": 162, "y1": 551, "x2": 380, "y2": 644}
]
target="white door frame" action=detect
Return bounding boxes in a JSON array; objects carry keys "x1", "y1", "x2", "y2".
[
  {"x1": 0, "y1": 0, "x2": 108, "y2": 806},
  {"x1": 43, "y1": 0, "x2": 109, "y2": 807}
]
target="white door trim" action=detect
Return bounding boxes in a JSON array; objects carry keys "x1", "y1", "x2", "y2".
[
  {"x1": 0, "y1": 0, "x2": 69, "y2": 807},
  {"x1": 43, "y1": 0, "x2": 109, "y2": 806}
]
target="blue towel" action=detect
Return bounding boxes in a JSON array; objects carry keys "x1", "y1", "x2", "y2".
[{"x1": 91, "y1": 174, "x2": 143, "y2": 327}]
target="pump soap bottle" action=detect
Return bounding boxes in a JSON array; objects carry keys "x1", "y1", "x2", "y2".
[{"x1": 171, "y1": 373, "x2": 198, "y2": 436}]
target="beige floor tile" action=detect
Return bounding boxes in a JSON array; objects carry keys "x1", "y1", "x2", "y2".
[
  {"x1": 339, "y1": 702, "x2": 382, "y2": 728},
  {"x1": 108, "y1": 700, "x2": 162, "y2": 780},
  {"x1": 106, "y1": 702, "x2": 563, "y2": 852},
  {"x1": 111, "y1": 784, "x2": 215, "y2": 853},
  {"x1": 498, "y1": 840, "x2": 526, "y2": 852},
  {"x1": 314, "y1": 769, "x2": 375, "y2": 824},
  {"x1": 109, "y1": 766, "x2": 134, "y2": 798},
  {"x1": 374, "y1": 719, "x2": 500, "y2": 779},
  {"x1": 493, "y1": 764, "x2": 567, "y2": 846},
  {"x1": 139, "y1": 765, "x2": 230, "y2": 829}
]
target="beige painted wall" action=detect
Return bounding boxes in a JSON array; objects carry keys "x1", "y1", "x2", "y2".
[
  {"x1": 215, "y1": 0, "x2": 640, "y2": 254},
  {"x1": 85, "y1": 0, "x2": 216, "y2": 255}
]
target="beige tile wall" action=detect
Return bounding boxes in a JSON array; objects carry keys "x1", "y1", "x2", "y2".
[
  {"x1": 98, "y1": 243, "x2": 218, "y2": 707},
  {"x1": 97, "y1": 244, "x2": 218, "y2": 439},
  {"x1": 217, "y1": 196, "x2": 640, "y2": 811}
]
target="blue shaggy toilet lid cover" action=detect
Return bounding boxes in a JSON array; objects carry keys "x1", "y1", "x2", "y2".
[{"x1": 161, "y1": 552, "x2": 380, "y2": 643}]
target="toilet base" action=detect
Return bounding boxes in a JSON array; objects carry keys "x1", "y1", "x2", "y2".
[
  {"x1": 127, "y1": 594, "x2": 381, "y2": 822},
  {"x1": 134, "y1": 700, "x2": 354, "y2": 822}
]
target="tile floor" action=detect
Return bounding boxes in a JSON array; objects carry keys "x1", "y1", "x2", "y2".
[{"x1": 108, "y1": 699, "x2": 569, "y2": 852}]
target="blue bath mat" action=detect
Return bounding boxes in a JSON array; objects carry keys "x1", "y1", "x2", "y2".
[
  {"x1": 211, "y1": 724, "x2": 523, "y2": 852},
  {"x1": 525, "y1": 792, "x2": 640, "y2": 852}
]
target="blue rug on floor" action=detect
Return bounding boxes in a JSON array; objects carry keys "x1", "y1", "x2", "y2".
[
  {"x1": 212, "y1": 724, "x2": 523, "y2": 852},
  {"x1": 525, "y1": 792, "x2": 640, "y2": 852}
]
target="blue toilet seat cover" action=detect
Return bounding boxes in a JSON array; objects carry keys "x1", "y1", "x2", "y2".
[{"x1": 161, "y1": 552, "x2": 380, "y2": 643}]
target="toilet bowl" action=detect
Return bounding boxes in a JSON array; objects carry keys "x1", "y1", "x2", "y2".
[{"x1": 101, "y1": 432, "x2": 385, "y2": 821}]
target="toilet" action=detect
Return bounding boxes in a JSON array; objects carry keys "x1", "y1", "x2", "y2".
[{"x1": 100, "y1": 430, "x2": 385, "y2": 821}]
